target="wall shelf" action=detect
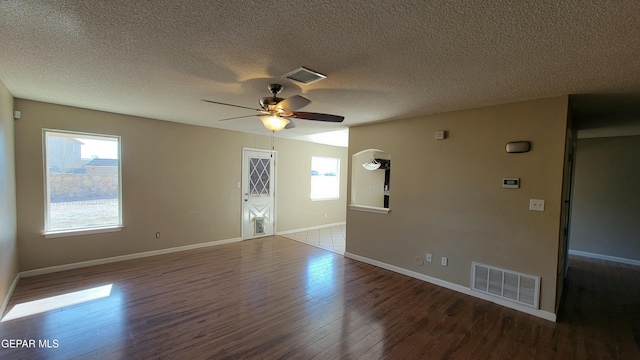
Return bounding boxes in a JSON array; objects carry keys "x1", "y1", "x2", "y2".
[{"x1": 349, "y1": 204, "x2": 391, "y2": 214}]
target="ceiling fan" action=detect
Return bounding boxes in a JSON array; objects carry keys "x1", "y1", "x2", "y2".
[{"x1": 201, "y1": 84, "x2": 344, "y2": 131}]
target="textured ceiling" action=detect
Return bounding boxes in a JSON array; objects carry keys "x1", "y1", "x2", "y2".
[{"x1": 1, "y1": 1, "x2": 639, "y2": 146}]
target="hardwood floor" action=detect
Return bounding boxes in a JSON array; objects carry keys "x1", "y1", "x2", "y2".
[{"x1": 1, "y1": 236, "x2": 638, "y2": 359}]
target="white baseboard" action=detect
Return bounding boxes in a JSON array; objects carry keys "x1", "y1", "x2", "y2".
[
  {"x1": 20, "y1": 237, "x2": 243, "y2": 278},
  {"x1": 569, "y1": 250, "x2": 640, "y2": 267},
  {"x1": 1, "y1": 273, "x2": 20, "y2": 318},
  {"x1": 344, "y1": 252, "x2": 557, "y2": 322},
  {"x1": 277, "y1": 222, "x2": 346, "y2": 236}
]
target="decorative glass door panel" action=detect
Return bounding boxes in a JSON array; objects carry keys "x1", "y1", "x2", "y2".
[{"x1": 249, "y1": 158, "x2": 271, "y2": 196}]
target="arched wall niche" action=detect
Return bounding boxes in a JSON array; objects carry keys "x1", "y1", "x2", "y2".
[{"x1": 350, "y1": 149, "x2": 391, "y2": 214}]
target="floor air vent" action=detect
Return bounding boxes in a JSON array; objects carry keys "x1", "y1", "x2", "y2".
[{"x1": 471, "y1": 262, "x2": 540, "y2": 309}]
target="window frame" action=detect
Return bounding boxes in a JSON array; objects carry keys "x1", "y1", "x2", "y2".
[
  {"x1": 310, "y1": 156, "x2": 340, "y2": 201},
  {"x1": 42, "y1": 129, "x2": 123, "y2": 238}
]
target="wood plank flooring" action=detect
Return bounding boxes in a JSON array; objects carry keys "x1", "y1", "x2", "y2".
[{"x1": 1, "y1": 236, "x2": 638, "y2": 359}]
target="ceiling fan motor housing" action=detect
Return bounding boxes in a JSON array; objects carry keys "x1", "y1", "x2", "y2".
[
  {"x1": 260, "y1": 84, "x2": 286, "y2": 111},
  {"x1": 267, "y1": 83, "x2": 283, "y2": 94},
  {"x1": 260, "y1": 96, "x2": 284, "y2": 111}
]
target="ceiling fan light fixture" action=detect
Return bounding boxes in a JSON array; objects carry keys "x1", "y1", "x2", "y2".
[
  {"x1": 362, "y1": 162, "x2": 381, "y2": 170},
  {"x1": 260, "y1": 115, "x2": 290, "y2": 131},
  {"x1": 362, "y1": 151, "x2": 381, "y2": 170},
  {"x1": 203, "y1": 82, "x2": 343, "y2": 128}
]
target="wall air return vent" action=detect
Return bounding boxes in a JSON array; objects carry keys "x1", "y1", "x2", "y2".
[
  {"x1": 471, "y1": 262, "x2": 540, "y2": 309},
  {"x1": 282, "y1": 67, "x2": 326, "y2": 85}
]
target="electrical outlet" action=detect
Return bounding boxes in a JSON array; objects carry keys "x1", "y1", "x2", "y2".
[
  {"x1": 441, "y1": 257, "x2": 448, "y2": 266},
  {"x1": 529, "y1": 199, "x2": 545, "y2": 211},
  {"x1": 155, "y1": 232, "x2": 161, "y2": 239},
  {"x1": 426, "y1": 253, "x2": 432, "y2": 262}
]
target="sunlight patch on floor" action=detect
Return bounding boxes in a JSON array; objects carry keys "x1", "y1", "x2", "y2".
[{"x1": 1, "y1": 284, "x2": 113, "y2": 322}]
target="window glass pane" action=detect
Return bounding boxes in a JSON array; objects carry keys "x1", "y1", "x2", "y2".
[
  {"x1": 45, "y1": 130, "x2": 121, "y2": 232},
  {"x1": 310, "y1": 157, "x2": 339, "y2": 200},
  {"x1": 249, "y1": 157, "x2": 270, "y2": 196}
]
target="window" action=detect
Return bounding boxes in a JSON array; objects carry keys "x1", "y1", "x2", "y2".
[
  {"x1": 43, "y1": 130, "x2": 122, "y2": 235},
  {"x1": 310, "y1": 156, "x2": 340, "y2": 200}
]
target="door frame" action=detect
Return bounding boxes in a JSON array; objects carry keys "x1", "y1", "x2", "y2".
[
  {"x1": 241, "y1": 147, "x2": 278, "y2": 240},
  {"x1": 555, "y1": 124, "x2": 577, "y2": 313}
]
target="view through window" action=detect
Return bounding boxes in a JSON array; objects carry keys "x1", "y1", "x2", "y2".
[
  {"x1": 44, "y1": 130, "x2": 122, "y2": 233},
  {"x1": 310, "y1": 156, "x2": 340, "y2": 200}
]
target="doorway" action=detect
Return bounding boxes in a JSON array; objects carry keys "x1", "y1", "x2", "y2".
[{"x1": 242, "y1": 148, "x2": 277, "y2": 240}]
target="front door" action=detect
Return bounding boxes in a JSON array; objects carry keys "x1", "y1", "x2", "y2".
[{"x1": 242, "y1": 148, "x2": 276, "y2": 240}]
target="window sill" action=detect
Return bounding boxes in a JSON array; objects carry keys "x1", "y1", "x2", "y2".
[
  {"x1": 311, "y1": 197, "x2": 340, "y2": 201},
  {"x1": 43, "y1": 226, "x2": 124, "y2": 239},
  {"x1": 348, "y1": 204, "x2": 390, "y2": 214}
]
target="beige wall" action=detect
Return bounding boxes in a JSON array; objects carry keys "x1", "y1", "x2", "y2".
[
  {"x1": 14, "y1": 99, "x2": 346, "y2": 271},
  {"x1": 0, "y1": 80, "x2": 19, "y2": 307},
  {"x1": 569, "y1": 135, "x2": 640, "y2": 261},
  {"x1": 275, "y1": 140, "x2": 347, "y2": 230},
  {"x1": 346, "y1": 96, "x2": 568, "y2": 314}
]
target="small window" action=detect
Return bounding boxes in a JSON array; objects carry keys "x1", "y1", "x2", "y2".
[
  {"x1": 43, "y1": 130, "x2": 122, "y2": 234},
  {"x1": 310, "y1": 156, "x2": 340, "y2": 200}
]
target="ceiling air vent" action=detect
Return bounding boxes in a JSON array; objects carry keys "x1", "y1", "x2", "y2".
[
  {"x1": 471, "y1": 262, "x2": 540, "y2": 309},
  {"x1": 282, "y1": 67, "x2": 326, "y2": 85}
]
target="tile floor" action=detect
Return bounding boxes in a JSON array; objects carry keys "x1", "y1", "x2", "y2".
[{"x1": 281, "y1": 224, "x2": 346, "y2": 254}]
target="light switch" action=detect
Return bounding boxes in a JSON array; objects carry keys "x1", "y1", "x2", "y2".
[{"x1": 529, "y1": 199, "x2": 545, "y2": 211}]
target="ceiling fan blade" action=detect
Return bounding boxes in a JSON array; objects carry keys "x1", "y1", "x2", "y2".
[
  {"x1": 217, "y1": 114, "x2": 259, "y2": 121},
  {"x1": 289, "y1": 112, "x2": 344, "y2": 122},
  {"x1": 201, "y1": 99, "x2": 260, "y2": 111},
  {"x1": 276, "y1": 95, "x2": 311, "y2": 112}
]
